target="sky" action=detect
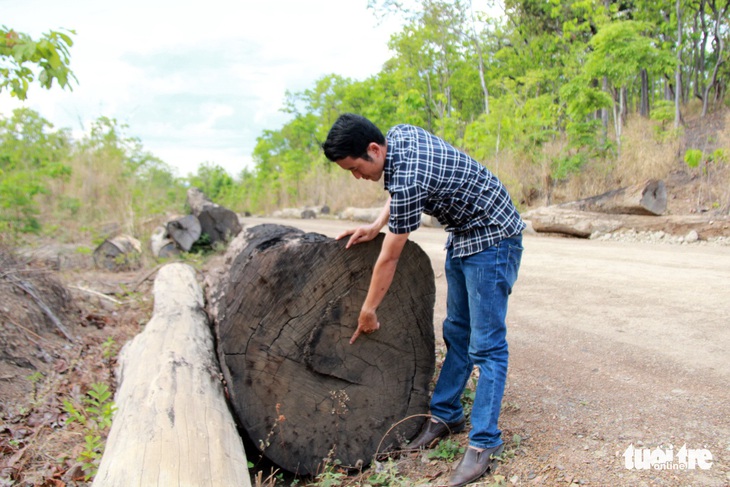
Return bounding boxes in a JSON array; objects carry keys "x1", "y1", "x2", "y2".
[{"x1": 1, "y1": 0, "x2": 402, "y2": 177}]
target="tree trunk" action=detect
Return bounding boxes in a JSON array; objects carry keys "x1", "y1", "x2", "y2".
[
  {"x1": 640, "y1": 69, "x2": 650, "y2": 117},
  {"x1": 94, "y1": 263, "x2": 251, "y2": 487},
  {"x1": 150, "y1": 226, "x2": 180, "y2": 258},
  {"x1": 187, "y1": 187, "x2": 242, "y2": 246},
  {"x1": 468, "y1": 1, "x2": 489, "y2": 115},
  {"x1": 675, "y1": 0, "x2": 683, "y2": 128},
  {"x1": 205, "y1": 224, "x2": 436, "y2": 475},
  {"x1": 611, "y1": 86, "x2": 623, "y2": 155},
  {"x1": 524, "y1": 207, "x2": 730, "y2": 239},
  {"x1": 93, "y1": 235, "x2": 142, "y2": 271},
  {"x1": 560, "y1": 179, "x2": 667, "y2": 216},
  {"x1": 601, "y1": 76, "x2": 609, "y2": 144},
  {"x1": 617, "y1": 87, "x2": 626, "y2": 155},
  {"x1": 694, "y1": 3, "x2": 707, "y2": 101},
  {"x1": 167, "y1": 214, "x2": 202, "y2": 252},
  {"x1": 701, "y1": 2, "x2": 726, "y2": 117}
]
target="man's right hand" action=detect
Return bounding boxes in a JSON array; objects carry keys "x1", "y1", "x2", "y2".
[{"x1": 350, "y1": 308, "x2": 381, "y2": 344}]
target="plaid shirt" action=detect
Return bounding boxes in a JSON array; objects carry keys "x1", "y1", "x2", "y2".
[{"x1": 384, "y1": 124, "x2": 526, "y2": 257}]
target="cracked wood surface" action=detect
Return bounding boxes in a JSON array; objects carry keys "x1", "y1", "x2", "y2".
[{"x1": 207, "y1": 224, "x2": 436, "y2": 475}]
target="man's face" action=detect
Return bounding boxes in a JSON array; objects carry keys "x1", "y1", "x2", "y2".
[{"x1": 335, "y1": 142, "x2": 385, "y2": 182}]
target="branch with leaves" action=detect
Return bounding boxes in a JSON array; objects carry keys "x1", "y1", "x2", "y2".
[{"x1": 0, "y1": 26, "x2": 77, "y2": 100}]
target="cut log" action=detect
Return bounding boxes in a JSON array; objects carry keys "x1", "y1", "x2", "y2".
[
  {"x1": 166, "y1": 214, "x2": 202, "y2": 252},
  {"x1": 93, "y1": 235, "x2": 142, "y2": 271},
  {"x1": 187, "y1": 187, "x2": 242, "y2": 245},
  {"x1": 301, "y1": 209, "x2": 317, "y2": 219},
  {"x1": 206, "y1": 224, "x2": 436, "y2": 475},
  {"x1": 93, "y1": 263, "x2": 251, "y2": 487},
  {"x1": 524, "y1": 206, "x2": 730, "y2": 239},
  {"x1": 339, "y1": 207, "x2": 384, "y2": 222},
  {"x1": 560, "y1": 179, "x2": 667, "y2": 216},
  {"x1": 150, "y1": 225, "x2": 181, "y2": 258}
]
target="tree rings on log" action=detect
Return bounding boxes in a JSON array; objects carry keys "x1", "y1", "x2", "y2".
[
  {"x1": 93, "y1": 235, "x2": 142, "y2": 271},
  {"x1": 207, "y1": 224, "x2": 436, "y2": 475}
]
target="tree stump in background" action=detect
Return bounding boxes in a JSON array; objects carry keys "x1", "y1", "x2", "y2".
[
  {"x1": 150, "y1": 226, "x2": 180, "y2": 259},
  {"x1": 166, "y1": 214, "x2": 202, "y2": 252},
  {"x1": 93, "y1": 235, "x2": 142, "y2": 271},
  {"x1": 206, "y1": 224, "x2": 436, "y2": 475},
  {"x1": 187, "y1": 187, "x2": 242, "y2": 245}
]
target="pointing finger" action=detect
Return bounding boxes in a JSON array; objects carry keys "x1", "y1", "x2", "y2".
[{"x1": 349, "y1": 328, "x2": 362, "y2": 345}]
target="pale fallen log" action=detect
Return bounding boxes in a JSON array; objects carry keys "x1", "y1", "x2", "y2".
[
  {"x1": 560, "y1": 179, "x2": 667, "y2": 216},
  {"x1": 524, "y1": 206, "x2": 730, "y2": 239},
  {"x1": 339, "y1": 206, "x2": 384, "y2": 222},
  {"x1": 93, "y1": 263, "x2": 251, "y2": 487},
  {"x1": 339, "y1": 207, "x2": 441, "y2": 228}
]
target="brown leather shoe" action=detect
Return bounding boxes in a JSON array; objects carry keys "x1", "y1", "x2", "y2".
[
  {"x1": 448, "y1": 443, "x2": 504, "y2": 487},
  {"x1": 405, "y1": 417, "x2": 466, "y2": 450}
]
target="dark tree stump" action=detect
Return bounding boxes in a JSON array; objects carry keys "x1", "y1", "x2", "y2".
[
  {"x1": 206, "y1": 224, "x2": 435, "y2": 475},
  {"x1": 187, "y1": 187, "x2": 242, "y2": 245},
  {"x1": 93, "y1": 235, "x2": 142, "y2": 271}
]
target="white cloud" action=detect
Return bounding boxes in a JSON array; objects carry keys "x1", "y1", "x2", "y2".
[{"x1": 1, "y1": 0, "x2": 400, "y2": 177}]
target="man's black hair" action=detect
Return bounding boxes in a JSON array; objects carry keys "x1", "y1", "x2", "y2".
[{"x1": 322, "y1": 113, "x2": 386, "y2": 162}]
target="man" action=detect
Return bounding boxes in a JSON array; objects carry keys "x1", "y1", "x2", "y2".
[{"x1": 322, "y1": 113, "x2": 525, "y2": 487}]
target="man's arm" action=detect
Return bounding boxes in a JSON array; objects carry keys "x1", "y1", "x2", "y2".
[{"x1": 350, "y1": 230, "x2": 409, "y2": 344}]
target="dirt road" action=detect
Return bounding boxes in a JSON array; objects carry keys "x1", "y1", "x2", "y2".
[{"x1": 243, "y1": 217, "x2": 729, "y2": 486}]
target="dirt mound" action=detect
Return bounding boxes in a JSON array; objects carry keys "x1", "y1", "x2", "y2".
[
  {"x1": 0, "y1": 246, "x2": 80, "y2": 407},
  {"x1": 0, "y1": 244, "x2": 151, "y2": 485}
]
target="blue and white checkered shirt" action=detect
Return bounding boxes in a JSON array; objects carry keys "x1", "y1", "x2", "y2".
[{"x1": 384, "y1": 124, "x2": 526, "y2": 257}]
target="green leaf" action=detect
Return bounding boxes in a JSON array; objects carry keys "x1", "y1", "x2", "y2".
[{"x1": 684, "y1": 149, "x2": 703, "y2": 169}]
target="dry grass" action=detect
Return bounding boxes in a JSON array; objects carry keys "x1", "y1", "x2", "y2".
[
  {"x1": 270, "y1": 164, "x2": 388, "y2": 215},
  {"x1": 560, "y1": 115, "x2": 681, "y2": 203},
  {"x1": 486, "y1": 108, "x2": 730, "y2": 216},
  {"x1": 608, "y1": 115, "x2": 680, "y2": 184},
  {"x1": 715, "y1": 112, "x2": 730, "y2": 212},
  {"x1": 36, "y1": 152, "x2": 181, "y2": 246}
]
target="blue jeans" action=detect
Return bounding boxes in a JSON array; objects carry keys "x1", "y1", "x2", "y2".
[{"x1": 429, "y1": 234, "x2": 523, "y2": 449}]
